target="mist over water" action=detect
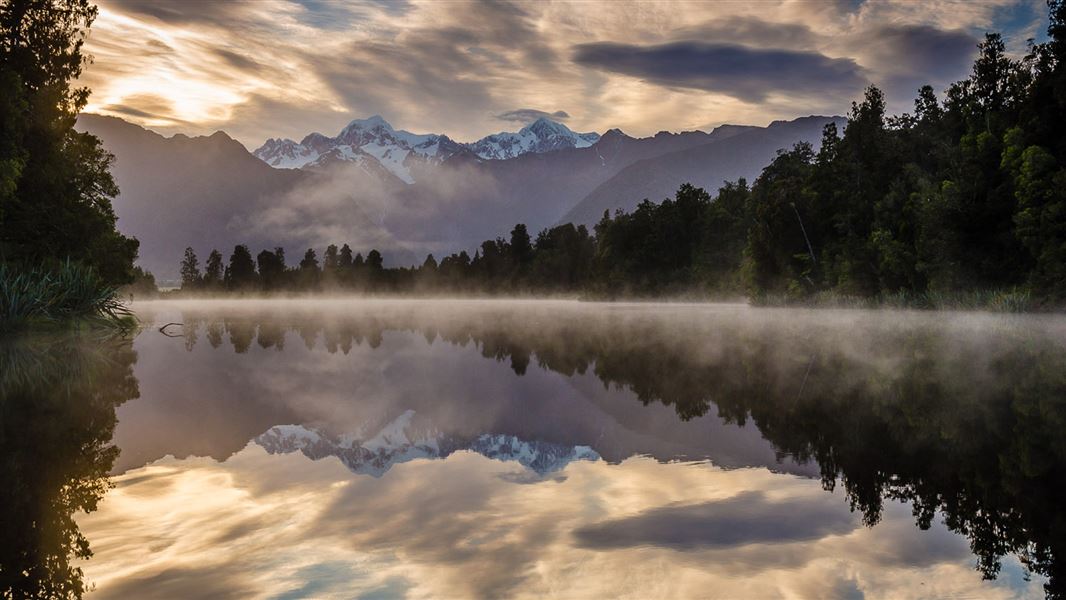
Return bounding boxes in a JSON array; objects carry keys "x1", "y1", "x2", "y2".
[{"x1": 4, "y1": 299, "x2": 1064, "y2": 598}]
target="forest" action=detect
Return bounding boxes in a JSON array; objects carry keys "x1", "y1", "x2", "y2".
[{"x1": 175, "y1": 4, "x2": 1066, "y2": 307}]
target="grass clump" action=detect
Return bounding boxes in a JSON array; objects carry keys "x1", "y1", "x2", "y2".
[{"x1": 0, "y1": 262, "x2": 135, "y2": 332}]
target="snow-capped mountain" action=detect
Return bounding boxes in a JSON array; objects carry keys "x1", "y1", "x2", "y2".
[
  {"x1": 79, "y1": 112, "x2": 841, "y2": 279},
  {"x1": 253, "y1": 138, "x2": 319, "y2": 169},
  {"x1": 252, "y1": 115, "x2": 468, "y2": 184},
  {"x1": 252, "y1": 115, "x2": 600, "y2": 182},
  {"x1": 465, "y1": 117, "x2": 600, "y2": 160},
  {"x1": 255, "y1": 410, "x2": 599, "y2": 478}
]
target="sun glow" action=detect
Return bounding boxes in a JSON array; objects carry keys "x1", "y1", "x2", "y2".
[{"x1": 76, "y1": 0, "x2": 1041, "y2": 146}]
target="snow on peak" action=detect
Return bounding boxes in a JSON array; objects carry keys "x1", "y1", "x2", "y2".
[
  {"x1": 255, "y1": 413, "x2": 600, "y2": 478},
  {"x1": 338, "y1": 115, "x2": 396, "y2": 142},
  {"x1": 252, "y1": 137, "x2": 321, "y2": 169},
  {"x1": 252, "y1": 115, "x2": 601, "y2": 178},
  {"x1": 253, "y1": 116, "x2": 465, "y2": 183},
  {"x1": 466, "y1": 118, "x2": 600, "y2": 160}
]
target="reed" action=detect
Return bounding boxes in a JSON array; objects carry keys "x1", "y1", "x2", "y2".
[{"x1": 0, "y1": 262, "x2": 134, "y2": 332}]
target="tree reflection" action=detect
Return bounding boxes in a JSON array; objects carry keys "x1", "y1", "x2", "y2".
[
  {"x1": 0, "y1": 334, "x2": 138, "y2": 599},
  {"x1": 175, "y1": 305, "x2": 1066, "y2": 596}
]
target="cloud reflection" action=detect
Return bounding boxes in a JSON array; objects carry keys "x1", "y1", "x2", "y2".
[
  {"x1": 78, "y1": 449, "x2": 1038, "y2": 599},
  {"x1": 70, "y1": 299, "x2": 1063, "y2": 598},
  {"x1": 573, "y1": 490, "x2": 858, "y2": 550}
]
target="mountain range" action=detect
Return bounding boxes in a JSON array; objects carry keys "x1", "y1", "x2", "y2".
[
  {"x1": 256, "y1": 411, "x2": 600, "y2": 478},
  {"x1": 253, "y1": 115, "x2": 601, "y2": 181},
  {"x1": 76, "y1": 113, "x2": 843, "y2": 280}
]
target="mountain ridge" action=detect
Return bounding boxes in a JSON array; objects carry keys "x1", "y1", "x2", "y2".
[
  {"x1": 77, "y1": 113, "x2": 843, "y2": 280},
  {"x1": 562, "y1": 115, "x2": 846, "y2": 226},
  {"x1": 252, "y1": 115, "x2": 601, "y2": 182},
  {"x1": 256, "y1": 416, "x2": 600, "y2": 478}
]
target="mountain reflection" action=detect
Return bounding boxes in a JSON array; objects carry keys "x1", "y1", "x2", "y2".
[
  {"x1": 0, "y1": 334, "x2": 138, "y2": 599},
  {"x1": 160, "y1": 301, "x2": 1066, "y2": 596}
]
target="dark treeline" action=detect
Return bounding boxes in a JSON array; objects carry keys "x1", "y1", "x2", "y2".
[
  {"x1": 181, "y1": 4, "x2": 1066, "y2": 305},
  {"x1": 177, "y1": 222, "x2": 596, "y2": 295}
]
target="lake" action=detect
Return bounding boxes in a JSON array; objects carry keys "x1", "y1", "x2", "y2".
[{"x1": 2, "y1": 299, "x2": 1064, "y2": 599}]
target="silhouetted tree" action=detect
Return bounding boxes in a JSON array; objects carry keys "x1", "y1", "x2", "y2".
[
  {"x1": 510, "y1": 224, "x2": 534, "y2": 266},
  {"x1": 365, "y1": 249, "x2": 383, "y2": 271},
  {"x1": 257, "y1": 248, "x2": 285, "y2": 290},
  {"x1": 225, "y1": 244, "x2": 256, "y2": 289},
  {"x1": 203, "y1": 249, "x2": 223, "y2": 289},
  {"x1": 179, "y1": 247, "x2": 200, "y2": 290},
  {"x1": 338, "y1": 244, "x2": 353, "y2": 268}
]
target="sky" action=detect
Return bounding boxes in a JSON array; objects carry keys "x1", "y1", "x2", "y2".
[{"x1": 78, "y1": 0, "x2": 1050, "y2": 149}]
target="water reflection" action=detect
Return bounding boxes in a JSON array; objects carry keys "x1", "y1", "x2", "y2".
[
  {"x1": 10, "y1": 299, "x2": 1066, "y2": 598},
  {"x1": 0, "y1": 334, "x2": 138, "y2": 599},
  {"x1": 108, "y1": 299, "x2": 1065, "y2": 598}
]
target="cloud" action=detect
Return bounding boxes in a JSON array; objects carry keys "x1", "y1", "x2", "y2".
[
  {"x1": 674, "y1": 16, "x2": 818, "y2": 49},
  {"x1": 866, "y1": 25, "x2": 977, "y2": 77},
  {"x1": 857, "y1": 24, "x2": 978, "y2": 101},
  {"x1": 81, "y1": 0, "x2": 1042, "y2": 144},
  {"x1": 572, "y1": 41, "x2": 867, "y2": 102},
  {"x1": 573, "y1": 490, "x2": 858, "y2": 550},
  {"x1": 101, "y1": 0, "x2": 251, "y2": 26},
  {"x1": 99, "y1": 93, "x2": 194, "y2": 124},
  {"x1": 494, "y1": 108, "x2": 571, "y2": 124},
  {"x1": 212, "y1": 49, "x2": 265, "y2": 74}
]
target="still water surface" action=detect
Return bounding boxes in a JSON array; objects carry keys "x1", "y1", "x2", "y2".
[{"x1": 3, "y1": 299, "x2": 1065, "y2": 598}]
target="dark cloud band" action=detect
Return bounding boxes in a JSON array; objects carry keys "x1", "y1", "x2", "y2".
[{"x1": 573, "y1": 40, "x2": 866, "y2": 102}]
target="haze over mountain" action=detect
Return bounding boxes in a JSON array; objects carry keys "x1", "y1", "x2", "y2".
[
  {"x1": 77, "y1": 113, "x2": 841, "y2": 280},
  {"x1": 564, "y1": 116, "x2": 846, "y2": 225}
]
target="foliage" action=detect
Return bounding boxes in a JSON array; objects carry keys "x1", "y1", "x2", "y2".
[
  {"x1": 0, "y1": 261, "x2": 133, "y2": 331},
  {"x1": 0, "y1": 0, "x2": 138, "y2": 285},
  {"x1": 740, "y1": 13, "x2": 1066, "y2": 304}
]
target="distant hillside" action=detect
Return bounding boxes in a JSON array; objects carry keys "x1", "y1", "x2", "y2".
[
  {"x1": 78, "y1": 114, "x2": 843, "y2": 279},
  {"x1": 76, "y1": 115, "x2": 396, "y2": 280},
  {"x1": 562, "y1": 116, "x2": 845, "y2": 226},
  {"x1": 384, "y1": 124, "x2": 752, "y2": 251}
]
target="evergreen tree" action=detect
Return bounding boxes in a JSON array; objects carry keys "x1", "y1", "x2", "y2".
[
  {"x1": 256, "y1": 248, "x2": 286, "y2": 290},
  {"x1": 323, "y1": 244, "x2": 339, "y2": 272},
  {"x1": 299, "y1": 248, "x2": 319, "y2": 271},
  {"x1": 338, "y1": 243, "x2": 353, "y2": 270},
  {"x1": 203, "y1": 249, "x2": 223, "y2": 288},
  {"x1": 226, "y1": 244, "x2": 256, "y2": 289},
  {"x1": 510, "y1": 224, "x2": 534, "y2": 266},
  {"x1": 296, "y1": 248, "x2": 318, "y2": 289},
  {"x1": 365, "y1": 249, "x2": 383, "y2": 271},
  {"x1": 179, "y1": 247, "x2": 200, "y2": 290}
]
